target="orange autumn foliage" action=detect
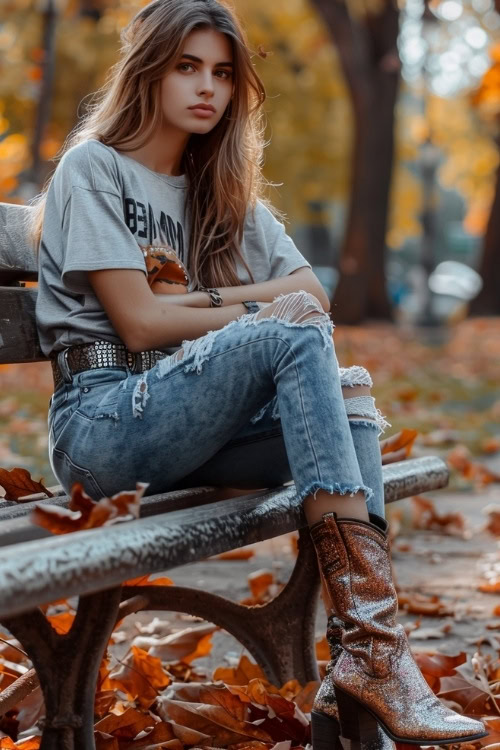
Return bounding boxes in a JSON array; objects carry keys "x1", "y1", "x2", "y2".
[
  {"x1": 411, "y1": 495, "x2": 469, "y2": 538},
  {"x1": 46, "y1": 611, "x2": 76, "y2": 635},
  {"x1": 0, "y1": 467, "x2": 53, "y2": 501},
  {"x1": 123, "y1": 575, "x2": 174, "y2": 587},
  {"x1": 101, "y1": 646, "x2": 170, "y2": 709},
  {"x1": 447, "y1": 445, "x2": 500, "y2": 487},
  {"x1": 381, "y1": 428, "x2": 418, "y2": 458},
  {"x1": 31, "y1": 483, "x2": 147, "y2": 534}
]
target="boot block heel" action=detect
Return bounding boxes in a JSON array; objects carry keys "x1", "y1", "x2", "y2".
[
  {"x1": 335, "y1": 687, "x2": 379, "y2": 749},
  {"x1": 311, "y1": 709, "x2": 342, "y2": 750}
]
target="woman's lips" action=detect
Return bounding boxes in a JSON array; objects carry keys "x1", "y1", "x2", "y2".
[{"x1": 189, "y1": 105, "x2": 216, "y2": 118}]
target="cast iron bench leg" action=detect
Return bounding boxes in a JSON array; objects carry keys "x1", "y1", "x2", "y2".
[
  {"x1": 2, "y1": 586, "x2": 122, "y2": 750},
  {"x1": 122, "y1": 527, "x2": 321, "y2": 686}
]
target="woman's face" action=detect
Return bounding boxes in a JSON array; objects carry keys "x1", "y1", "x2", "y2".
[{"x1": 160, "y1": 28, "x2": 234, "y2": 137}]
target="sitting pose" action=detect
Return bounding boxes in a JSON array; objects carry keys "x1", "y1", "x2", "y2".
[{"x1": 32, "y1": 1, "x2": 486, "y2": 748}]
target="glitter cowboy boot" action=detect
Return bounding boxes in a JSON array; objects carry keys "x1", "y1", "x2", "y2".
[
  {"x1": 310, "y1": 512, "x2": 487, "y2": 747},
  {"x1": 311, "y1": 615, "x2": 395, "y2": 750}
]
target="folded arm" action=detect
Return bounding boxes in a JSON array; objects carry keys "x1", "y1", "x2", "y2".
[
  {"x1": 153, "y1": 267, "x2": 330, "y2": 312},
  {"x1": 89, "y1": 269, "x2": 248, "y2": 352}
]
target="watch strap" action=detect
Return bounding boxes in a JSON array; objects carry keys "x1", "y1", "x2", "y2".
[{"x1": 242, "y1": 301, "x2": 260, "y2": 314}]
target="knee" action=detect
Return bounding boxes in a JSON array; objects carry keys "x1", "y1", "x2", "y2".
[
  {"x1": 340, "y1": 366, "x2": 374, "y2": 413},
  {"x1": 256, "y1": 290, "x2": 330, "y2": 326},
  {"x1": 340, "y1": 366, "x2": 390, "y2": 434},
  {"x1": 340, "y1": 365, "x2": 373, "y2": 391}
]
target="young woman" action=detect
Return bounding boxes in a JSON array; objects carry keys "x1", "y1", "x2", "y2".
[{"x1": 33, "y1": 1, "x2": 486, "y2": 748}]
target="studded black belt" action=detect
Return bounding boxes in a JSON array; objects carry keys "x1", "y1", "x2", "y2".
[{"x1": 51, "y1": 341, "x2": 168, "y2": 390}]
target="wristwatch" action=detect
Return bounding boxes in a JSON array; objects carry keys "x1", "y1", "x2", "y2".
[{"x1": 242, "y1": 301, "x2": 260, "y2": 314}]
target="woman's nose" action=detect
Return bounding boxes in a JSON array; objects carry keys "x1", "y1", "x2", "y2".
[{"x1": 197, "y1": 69, "x2": 215, "y2": 97}]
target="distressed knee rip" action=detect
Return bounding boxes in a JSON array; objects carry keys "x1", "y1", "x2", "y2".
[
  {"x1": 341, "y1": 366, "x2": 390, "y2": 434},
  {"x1": 247, "y1": 290, "x2": 334, "y2": 351}
]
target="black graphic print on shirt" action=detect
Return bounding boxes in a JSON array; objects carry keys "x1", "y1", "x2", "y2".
[{"x1": 123, "y1": 197, "x2": 185, "y2": 264}]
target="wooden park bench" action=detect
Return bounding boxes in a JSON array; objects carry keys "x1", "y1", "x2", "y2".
[{"x1": 0, "y1": 201, "x2": 450, "y2": 749}]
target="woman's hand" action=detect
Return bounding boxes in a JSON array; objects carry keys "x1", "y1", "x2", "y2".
[{"x1": 380, "y1": 431, "x2": 408, "y2": 465}]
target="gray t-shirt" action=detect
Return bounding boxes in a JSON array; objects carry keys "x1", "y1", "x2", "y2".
[{"x1": 35, "y1": 139, "x2": 310, "y2": 357}]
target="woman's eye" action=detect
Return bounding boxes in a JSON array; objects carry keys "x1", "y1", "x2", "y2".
[
  {"x1": 215, "y1": 69, "x2": 232, "y2": 79},
  {"x1": 178, "y1": 63, "x2": 194, "y2": 72}
]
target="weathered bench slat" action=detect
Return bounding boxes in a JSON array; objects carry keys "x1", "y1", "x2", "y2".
[
  {"x1": 0, "y1": 457, "x2": 448, "y2": 548},
  {"x1": 0, "y1": 456, "x2": 449, "y2": 618},
  {"x1": 0, "y1": 484, "x2": 218, "y2": 523},
  {"x1": 0, "y1": 455, "x2": 449, "y2": 523},
  {"x1": 0, "y1": 202, "x2": 37, "y2": 284},
  {"x1": 0, "y1": 286, "x2": 44, "y2": 363}
]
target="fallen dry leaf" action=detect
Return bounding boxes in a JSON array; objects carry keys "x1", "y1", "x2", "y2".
[
  {"x1": 248, "y1": 571, "x2": 274, "y2": 600},
  {"x1": 94, "y1": 731, "x2": 119, "y2": 750},
  {"x1": 381, "y1": 428, "x2": 418, "y2": 458},
  {"x1": 241, "y1": 571, "x2": 283, "y2": 606},
  {"x1": 484, "y1": 505, "x2": 500, "y2": 537},
  {"x1": 448, "y1": 445, "x2": 500, "y2": 487},
  {"x1": 413, "y1": 651, "x2": 466, "y2": 692},
  {"x1": 315, "y1": 636, "x2": 330, "y2": 662},
  {"x1": 31, "y1": 483, "x2": 147, "y2": 534},
  {"x1": 481, "y1": 438, "x2": 500, "y2": 455},
  {"x1": 409, "y1": 622, "x2": 453, "y2": 640},
  {"x1": 166, "y1": 718, "x2": 212, "y2": 746},
  {"x1": 0, "y1": 467, "x2": 53, "y2": 501},
  {"x1": 126, "y1": 722, "x2": 180, "y2": 749},
  {"x1": 171, "y1": 682, "x2": 248, "y2": 721},
  {"x1": 213, "y1": 655, "x2": 268, "y2": 686},
  {"x1": 157, "y1": 698, "x2": 271, "y2": 746},
  {"x1": 133, "y1": 623, "x2": 216, "y2": 664},
  {"x1": 102, "y1": 646, "x2": 170, "y2": 708},
  {"x1": 225, "y1": 679, "x2": 310, "y2": 745},
  {"x1": 398, "y1": 590, "x2": 454, "y2": 617},
  {"x1": 411, "y1": 495, "x2": 469, "y2": 537},
  {"x1": 46, "y1": 611, "x2": 75, "y2": 635},
  {"x1": 94, "y1": 707, "x2": 155, "y2": 740},
  {"x1": 95, "y1": 690, "x2": 118, "y2": 720},
  {"x1": 124, "y1": 575, "x2": 174, "y2": 587},
  {"x1": 0, "y1": 740, "x2": 40, "y2": 750},
  {"x1": 215, "y1": 549, "x2": 255, "y2": 561}
]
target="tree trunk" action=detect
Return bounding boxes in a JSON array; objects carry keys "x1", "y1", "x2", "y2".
[
  {"x1": 469, "y1": 148, "x2": 500, "y2": 315},
  {"x1": 310, "y1": 0, "x2": 400, "y2": 323},
  {"x1": 79, "y1": 0, "x2": 103, "y2": 21},
  {"x1": 31, "y1": 0, "x2": 58, "y2": 188}
]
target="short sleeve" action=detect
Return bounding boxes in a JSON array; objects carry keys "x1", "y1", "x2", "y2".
[
  {"x1": 61, "y1": 185, "x2": 146, "y2": 294},
  {"x1": 240, "y1": 201, "x2": 311, "y2": 283}
]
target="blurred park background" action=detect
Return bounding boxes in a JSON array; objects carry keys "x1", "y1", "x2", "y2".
[{"x1": 0, "y1": 0, "x2": 499, "y2": 489}]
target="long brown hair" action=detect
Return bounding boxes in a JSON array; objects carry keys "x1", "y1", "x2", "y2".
[{"x1": 32, "y1": 0, "x2": 269, "y2": 287}]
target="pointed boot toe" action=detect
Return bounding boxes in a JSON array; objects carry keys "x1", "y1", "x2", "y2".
[{"x1": 333, "y1": 647, "x2": 487, "y2": 745}]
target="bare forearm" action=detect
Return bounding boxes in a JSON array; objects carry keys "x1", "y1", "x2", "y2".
[
  {"x1": 218, "y1": 272, "x2": 329, "y2": 310},
  {"x1": 160, "y1": 271, "x2": 329, "y2": 311},
  {"x1": 131, "y1": 299, "x2": 246, "y2": 351},
  {"x1": 153, "y1": 269, "x2": 329, "y2": 311}
]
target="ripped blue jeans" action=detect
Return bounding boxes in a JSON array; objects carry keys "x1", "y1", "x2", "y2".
[{"x1": 48, "y1": 292, "x2": 388, "y2": 516}]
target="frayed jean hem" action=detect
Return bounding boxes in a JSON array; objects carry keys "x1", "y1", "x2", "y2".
[{"x1": 297, "y1": 480, "x2": 374, "y2": 506}]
